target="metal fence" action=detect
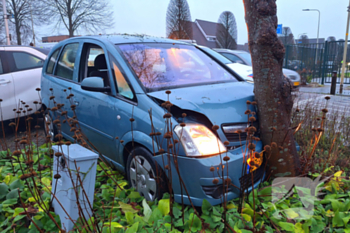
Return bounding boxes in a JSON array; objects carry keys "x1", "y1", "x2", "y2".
[{"x1": 284, "y1": 41, "x2": 350, "y2": 84}]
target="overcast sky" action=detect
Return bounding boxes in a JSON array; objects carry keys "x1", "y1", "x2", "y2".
[{"x1": 40, "y1": 0, "x2": 349, "y2": 44}]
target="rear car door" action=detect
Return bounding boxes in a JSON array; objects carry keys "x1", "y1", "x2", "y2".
[
  {"x1": 45, "y1": 42, "x2": 81, "y2": 137},
  {"x1": 0, "y1": 49, "x2": 16, "y2": 121},
  {"x1": 4, "y1": 47, "x2": 46, "y2": 115}
]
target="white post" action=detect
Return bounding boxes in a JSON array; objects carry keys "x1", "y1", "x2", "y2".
[
  {"x1": 51, "y1": 144, "x2": 98, "y2": 231},
  {"x1": 340, "y1": 0, "x2": 350, "y2": 94},
  {"x1": 2, "y1": 0, "x2": 10, "y2": 45}
]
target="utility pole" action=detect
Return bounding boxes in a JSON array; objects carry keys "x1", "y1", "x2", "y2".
[
  {"x1": 2, "y1": 0, "x2": 10, "y2": 45},
  {"x1": 340, "y1": 1, "x2": 350, "y2": 94},
  {"x1": 30, "y1": 1, "x2": 35, "y2": 46}
]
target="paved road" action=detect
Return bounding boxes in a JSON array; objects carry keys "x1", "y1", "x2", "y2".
[
  {"x1": 294, "y1": 90, "x2": 350, "y2": 115},
  {"x1": 0, "y1": 117, "x2": 46, "y2": 152},
  {"x1": 293, "y1": 90, "x2": 350, "y2": 135}
]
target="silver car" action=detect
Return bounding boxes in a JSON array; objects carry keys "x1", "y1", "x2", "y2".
[{"x1": 214, "y1": 49, "x2": 301, "y2": 88}]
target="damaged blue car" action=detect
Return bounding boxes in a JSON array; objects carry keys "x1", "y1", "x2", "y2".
[{"x1": 41, "y1": 35, "x2": 264, "y2": 206}]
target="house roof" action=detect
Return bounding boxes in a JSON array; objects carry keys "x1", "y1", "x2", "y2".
[
  {"x1": 195, "y1": 19, "x2": 220, "y2": 37},
  {"x1": 191, "y1": 22, "x2": 220, "y2": 48}
]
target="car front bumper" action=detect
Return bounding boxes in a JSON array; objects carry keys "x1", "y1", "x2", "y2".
[{"x1": 153, "y1": 141, "x2": 264, "y2": 206}]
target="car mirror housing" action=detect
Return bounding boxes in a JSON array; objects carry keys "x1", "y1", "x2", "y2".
[{"x1": 81, "y1": 77, "x2": 111, "y2": 92}]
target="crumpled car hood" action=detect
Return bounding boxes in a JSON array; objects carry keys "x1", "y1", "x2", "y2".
[{"x1": 148, "y1": 82, "x2": 256, "y2": 125}]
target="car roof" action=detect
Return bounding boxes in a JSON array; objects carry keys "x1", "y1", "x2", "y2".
[
  {"x1": 60, "y1": 34, "x2": 190, "y2": 45},
  {"x1": 214, "y1": 49, "x2": 248, "y2": 54},
  {"x1": 1, "y1": 45, "x2": 50, "y2": 55}
]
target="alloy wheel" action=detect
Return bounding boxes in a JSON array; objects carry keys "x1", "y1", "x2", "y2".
[
  {"x1": 129, "y1": 155, "x2": 157, "y2": 201},
  {"x1": 44, "y1": 114, "x2": 55, "y2": 141}
]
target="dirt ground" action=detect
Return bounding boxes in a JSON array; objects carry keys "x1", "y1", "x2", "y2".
[{"x1": 0, "y1": 117, "x2": 46, "y2": 152}]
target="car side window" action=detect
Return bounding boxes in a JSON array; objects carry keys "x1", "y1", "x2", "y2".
[
  {"x1": 0, "y1": 56, "x2": 4, "y2": 74},
  {"x1": 221, "y1": 53, "x2": 244, "y2": 64},
  {"x1": 55, "y1": 43, "x2": 79, "y2": 80},
  {"x1": 79, "y1": 43, "x2": 110, "y2": 87},
  {"x1": 10, "y1": 52, "x2": 44, "y2": 71},
  {"x1": 112, "y1": 60, "x2": 134, "y2": 100},
  {"x1": 46, "y1": 48, "x2": 61, "y2": 74}
]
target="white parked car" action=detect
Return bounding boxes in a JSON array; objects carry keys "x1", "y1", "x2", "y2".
[
  {"x1": 0, "y1": 46, "x2": 48, "y2": 121},
  {"x1": 197, "y1": 46, "x2": 254, "y2": 82},
  {"x1": 214, "y1": 49, "x2": 301, "y2": 87}
]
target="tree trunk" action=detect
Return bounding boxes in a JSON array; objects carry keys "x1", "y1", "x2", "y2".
[
  {"x1": 69, "y1": 27, "x2": 74, "y2": 37},
  {"x1": 243, "y1": 0, "x2": 300, "y2": 177},
  {"x1": 15, "y1": 19, "x2": 21, "y2": 45},
  {"x1": 67, "y1": 2, "x2": 74, "y2": 37}
]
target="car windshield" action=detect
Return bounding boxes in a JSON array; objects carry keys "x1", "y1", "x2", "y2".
[
  {"x1": 118, "y1": 43, "x2": 238, "y2": 92},
  {"x1": 239, "y1": 53, "x2": 252, "y2": 66},
  {"x1": 198, "y1": 46, "x2": 232, "y2": 64}
]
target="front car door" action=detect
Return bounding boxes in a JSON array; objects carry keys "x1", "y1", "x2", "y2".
[
  {"x1": 73, "y1": 39, "x2": 136, "y2": 165},
  {"x1": 71, "y1": 40, "x2": 120, "y2": 158}
]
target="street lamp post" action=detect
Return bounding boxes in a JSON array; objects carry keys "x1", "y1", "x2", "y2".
[
  {"x1": 303, "y1": 9, "x2": 320, "y2": 64},
  {"x1": 339, "y1": 0, "x2": 350, "y2": 94}
]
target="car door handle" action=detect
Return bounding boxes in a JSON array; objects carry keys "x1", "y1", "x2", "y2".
[{"x1": 0, "y1": 79, "x2": 10, "y2": 85}]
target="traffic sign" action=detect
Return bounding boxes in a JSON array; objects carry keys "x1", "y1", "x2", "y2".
[{"x1": 277, "y1": 24, "x2": 282, "y2": 35}]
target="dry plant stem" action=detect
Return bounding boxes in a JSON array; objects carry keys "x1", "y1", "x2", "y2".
[
  {"x1": 302, "y1": 131, "x2": 323, "y2": 174},
  {"x1": 250, "y1": 171, "x2": 256, "y2": 230},
  {"x1": 257, "y1": 204, "x2": 281, "y2": 233},
  {"x1": 108, "y1": 187, "x2": 119, "y2": 233},
  {"x1": 63, "y1": 156, "x2": 92, "y2": 231},
  {"x1": 50, "y1": 154, "x2": 61, "y2": 204},
  {"x1": 221, "y1": 218, "x2": 236, "y2": 233},
  {"x1": 18, "y1": 189, "x2": 44, "y2": 233}
]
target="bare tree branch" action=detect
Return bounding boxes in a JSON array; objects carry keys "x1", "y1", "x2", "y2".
[
  {"x1": 42, "y1": 0, "x2": 114, "y2": 37},
  {"x1": 0, "y1": 0, "x2": 47, "y2": 45},
  {"x1": 166, "y1": 0, "x2": 192, "y2": 39},
  {"x1": 216, "y1": 11, "x2": 237, "y2": 49}
]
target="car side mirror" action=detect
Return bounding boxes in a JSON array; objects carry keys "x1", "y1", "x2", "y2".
[{"x1": 81, "y1": 77, "x2": 111, "y2": 92}]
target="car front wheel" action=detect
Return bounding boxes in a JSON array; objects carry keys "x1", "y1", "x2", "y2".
[
  {"x1": 44, "y1": 113, "x2": 57, "y2": 142},
  {"x1": 126, "y1": 147, "x2": 167, "y2": 201}
]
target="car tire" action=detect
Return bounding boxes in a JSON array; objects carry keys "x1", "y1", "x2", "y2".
[
  {"x1": 126, "y1": 147, "x2": 168, "y2": 201},
  {"x1": 44, "y1": 113, "x2": 58, "y2": 142}
]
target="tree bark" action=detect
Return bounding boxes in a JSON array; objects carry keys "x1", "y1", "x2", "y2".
[{"x1": 243, "y1": 0, "x2": 300, "y2": 177}]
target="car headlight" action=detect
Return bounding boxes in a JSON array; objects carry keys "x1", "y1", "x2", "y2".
[{"x1": 174, "y1": 123, "x2": 227, "y2": 157}]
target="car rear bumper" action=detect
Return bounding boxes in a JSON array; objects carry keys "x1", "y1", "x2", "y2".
[{"x1": 153, "y1": 141, "x2": 264, "y2": 206}]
